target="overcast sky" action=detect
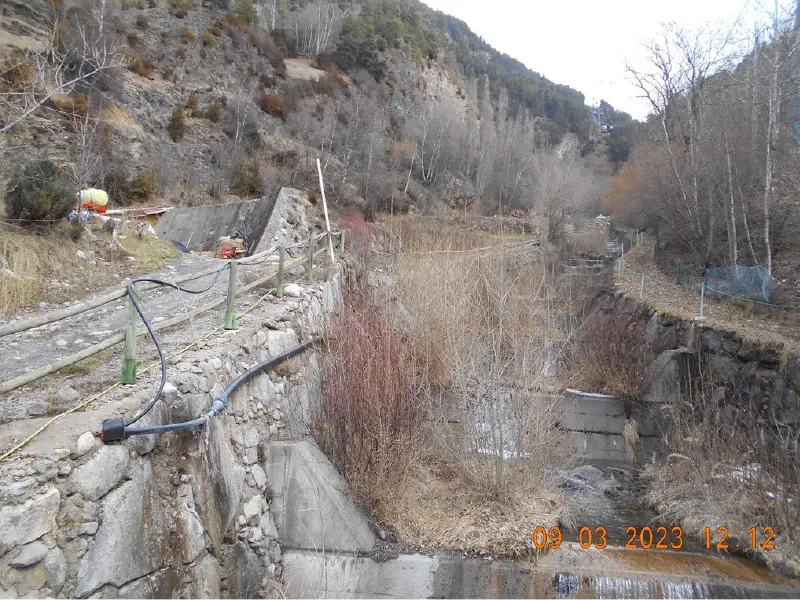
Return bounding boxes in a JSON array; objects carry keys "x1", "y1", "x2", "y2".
[{"x1": 420, "y1": 0, "x2": 792, "y2": 120}]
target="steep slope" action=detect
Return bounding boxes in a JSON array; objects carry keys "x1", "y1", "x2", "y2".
[{"x1": 0, "y1": 0, "x2": 605, "y2": 219}]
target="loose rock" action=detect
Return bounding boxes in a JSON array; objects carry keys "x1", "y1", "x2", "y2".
[{"x1": 10, "y1": 541, "x2": 49, "y2": 568}]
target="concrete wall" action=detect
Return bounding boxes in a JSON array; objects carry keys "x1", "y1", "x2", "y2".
[
  {"x1": 557, "y1": 394, "x2": 664, "y2": 465},
  {"x1": 281, "y1": 549, "x2": 799, "y2": 599},
  {"x1": 155, "y1": 196, "x2": 278, "y2": 253}
]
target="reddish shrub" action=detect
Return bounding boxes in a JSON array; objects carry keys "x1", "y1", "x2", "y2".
[
  {"x1": 258, "y1": 92, "x2": 284, "y2": 119},
  {"x1": 314, "y1": 289, "x2": 423, "y2": 506}
]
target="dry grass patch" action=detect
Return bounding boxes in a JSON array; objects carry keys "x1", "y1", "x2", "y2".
[
  {"x1": 0, "y1": 225, "x2": 180, "y2": 316},
  {"x1": 378, "y1": 453, "x2": 564, "y2": 557}
]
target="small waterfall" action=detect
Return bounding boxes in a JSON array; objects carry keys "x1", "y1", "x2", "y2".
[{"x1": 554, "y1": 573, "x2": 711, "y2": 599}]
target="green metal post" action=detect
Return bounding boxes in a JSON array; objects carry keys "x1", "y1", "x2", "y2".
[
  {"x1": 224, "y1": 260, "x2": 238, "y2": 330},
  {"x1": 121, "y1": 290, "x2": 138, "y2": 384},
  {"x1": 276, "y1": 246, "x2": 285, "y2": 297},
  {"x1": 307, "y1": 239, "x2": 314, "y2": 281}
]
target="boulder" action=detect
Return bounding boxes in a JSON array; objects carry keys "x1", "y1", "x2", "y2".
[
  {"x1": 75, "y1": 431, "x2": 97, "y2": 457},
  {"x1": 43, "y1": 547, "x2": 67, "y2": 592},
  {"x1": 9, "y1": 541, "x2": 49, "y2": 568}
]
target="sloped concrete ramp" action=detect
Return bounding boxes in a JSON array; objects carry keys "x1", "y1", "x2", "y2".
[{"x1": 264, "y1": 440, "x2": 376, "y2": 554}]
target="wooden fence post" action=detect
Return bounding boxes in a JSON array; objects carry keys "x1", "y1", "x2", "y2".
[
  {"x1": 276, "y1": 246, "x2": 285, "y2": 297},
  {"x1": 224, "y1": 260, "x2": 238, "y2": 330},
  {"x1": 121, "y1": 290, "x2": 138, "y2": 384},
  {"x1": 307, "y1": 239, "x2": 314, "y2": 281},
  {"x1": 340, "y1": 230, "x2": 346, "y2": 252}
]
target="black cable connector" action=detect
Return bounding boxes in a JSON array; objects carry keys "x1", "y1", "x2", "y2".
[{"x1": 99, "y1": 418, "x2": 127, "y2": 442}]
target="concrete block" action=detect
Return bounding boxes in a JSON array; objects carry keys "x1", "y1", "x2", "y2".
[{"x1": 264, "y1": 440, "x2": 376, "y2": 553}]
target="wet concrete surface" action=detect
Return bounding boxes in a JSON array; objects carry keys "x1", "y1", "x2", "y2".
[{"x1": 282, "y1": 548, "x2": 800, "y2": 598}]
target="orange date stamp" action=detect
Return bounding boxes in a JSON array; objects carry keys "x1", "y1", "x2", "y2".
[{"x1": 532, "y1": 526, "x2": 776, "y2": 550}]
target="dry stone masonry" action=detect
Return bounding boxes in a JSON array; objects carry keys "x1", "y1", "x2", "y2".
[{"x1": 0, "y1": 266, "x2": 343, "y2": 598}]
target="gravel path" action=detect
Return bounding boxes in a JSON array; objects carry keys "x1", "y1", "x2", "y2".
[{"x1": 0, "y1": 254, "x2": 245, "y2": 382}]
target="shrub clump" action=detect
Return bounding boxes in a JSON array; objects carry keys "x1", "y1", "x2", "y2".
[
  {"x1": 186, "y1": 90, "x2": 199, "y2": 112},
  {"x1": 180, "y1": 25, "x2": 196, "y2": 43},
  {"x1": 103, "y1": 169, "x2": 157, "y2": 206},
  {"x1": 128, "y1": 53, "x2": 155, "y2": 78},
  {"x1": 258, "y1": 92, "x2": 284, "y2": 119},
  {"x1": 203, "y1": 101, "x2": 222, "y2": 123},
  {"x1": 168, "y1": 105, "x2": 185, "y2": 142},
  {"x1": 234, "y1": 0, "x2": 257, "y2": 24},
  {"x1": 4, "y1": 159, "x2": 75, "y2": 229},
  {"x1": 569, "y1": 313, "x2": 650, "y2": 402},
  {"x1": 135, "y1": 13, "x2": 149, "y2": 28},
  {"x1": 313, "y1": 289, "x2": 423, "y2": 507},
  {"x1": 229, "y1": 158, "x2": 264, "y2": 197}
]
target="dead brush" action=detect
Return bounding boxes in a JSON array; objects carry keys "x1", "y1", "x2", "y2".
[
  {"x1": 568, "y1": 313, "x2": 649, "y2": 402},
  {"x1": 392, "y1": 221, "x2": 572, "y2": 507},
  {"x1": 313, "y1": 287, "x2": 424, "y2": 510}
]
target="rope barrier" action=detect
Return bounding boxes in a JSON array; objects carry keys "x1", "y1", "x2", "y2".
[{"x1": 0, "y1": 287, "x2": 277, "y2": 462}]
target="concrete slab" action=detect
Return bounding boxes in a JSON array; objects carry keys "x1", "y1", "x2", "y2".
[
  {"x1": 263, "y1": 440, "x2": 376, "y2": 554},
  {"x1": 282, "y1": 549, "x2": 800, "y2": 599}
]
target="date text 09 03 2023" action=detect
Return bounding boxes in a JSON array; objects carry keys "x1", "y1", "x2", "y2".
[{"x1": 532, "y1": 526, "x2": 776, "y2": 550}]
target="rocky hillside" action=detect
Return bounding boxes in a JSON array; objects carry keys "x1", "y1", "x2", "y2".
[{"x1": 0, "y1": 0, "x2": 610, "y2": 219}]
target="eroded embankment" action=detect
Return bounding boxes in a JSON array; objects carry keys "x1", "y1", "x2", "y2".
[{"x1": 583, "y1": 289, "x2": 800, "y2": 578}]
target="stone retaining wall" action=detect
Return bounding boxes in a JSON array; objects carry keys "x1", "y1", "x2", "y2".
[
  {"x1": 0, "y1": 269, "x2": 342, "y2": 598},
  {"x1": 591, "y1": 291, "x2": 800, "y2": 428}
]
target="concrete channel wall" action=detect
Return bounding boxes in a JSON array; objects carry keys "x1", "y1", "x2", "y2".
[{"x1": 156, "y1": 196, "x2": 277, "y2": 253}]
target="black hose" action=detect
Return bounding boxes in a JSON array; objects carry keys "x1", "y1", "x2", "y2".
[
  {"x1": 99, "y1": 247, "x2": 321, "y2": 443},
  {"x1": 123, "y1": 263, "x2": 231, "y2": 427},
  {"x1": 122, "y1": 337, "x2": 321, "y2": 438}
]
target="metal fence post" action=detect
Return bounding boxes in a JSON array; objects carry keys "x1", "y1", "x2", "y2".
[
  {"x1": 307, "y1": 239, "x2": 314, "y2": 281},
  {"x1": 640, "y1": 274, "x2": 644, "y2": 300},
  {"x1": 224, "y1": 260, "x2": 238, "y2": 330},
  {"x1": 326, "y1": 231, "x2": 333, "y2": 262},
  {"x1": 340, "y1": 230, "x2": 346, "y2": 252},
  {"x1": 276, "y1": 246, "x2": 285, "y2": 297},
  {"x1": 121, "y1": 290, "x2": 138, "y2": 384},
  {"x1": 697, "y1": 280, "x2": 707, "y2": 322}
]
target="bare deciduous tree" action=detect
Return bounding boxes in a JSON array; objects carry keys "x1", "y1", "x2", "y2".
[{"x1": 0, "y1": 0, "x2": 126, "y2": 133}]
